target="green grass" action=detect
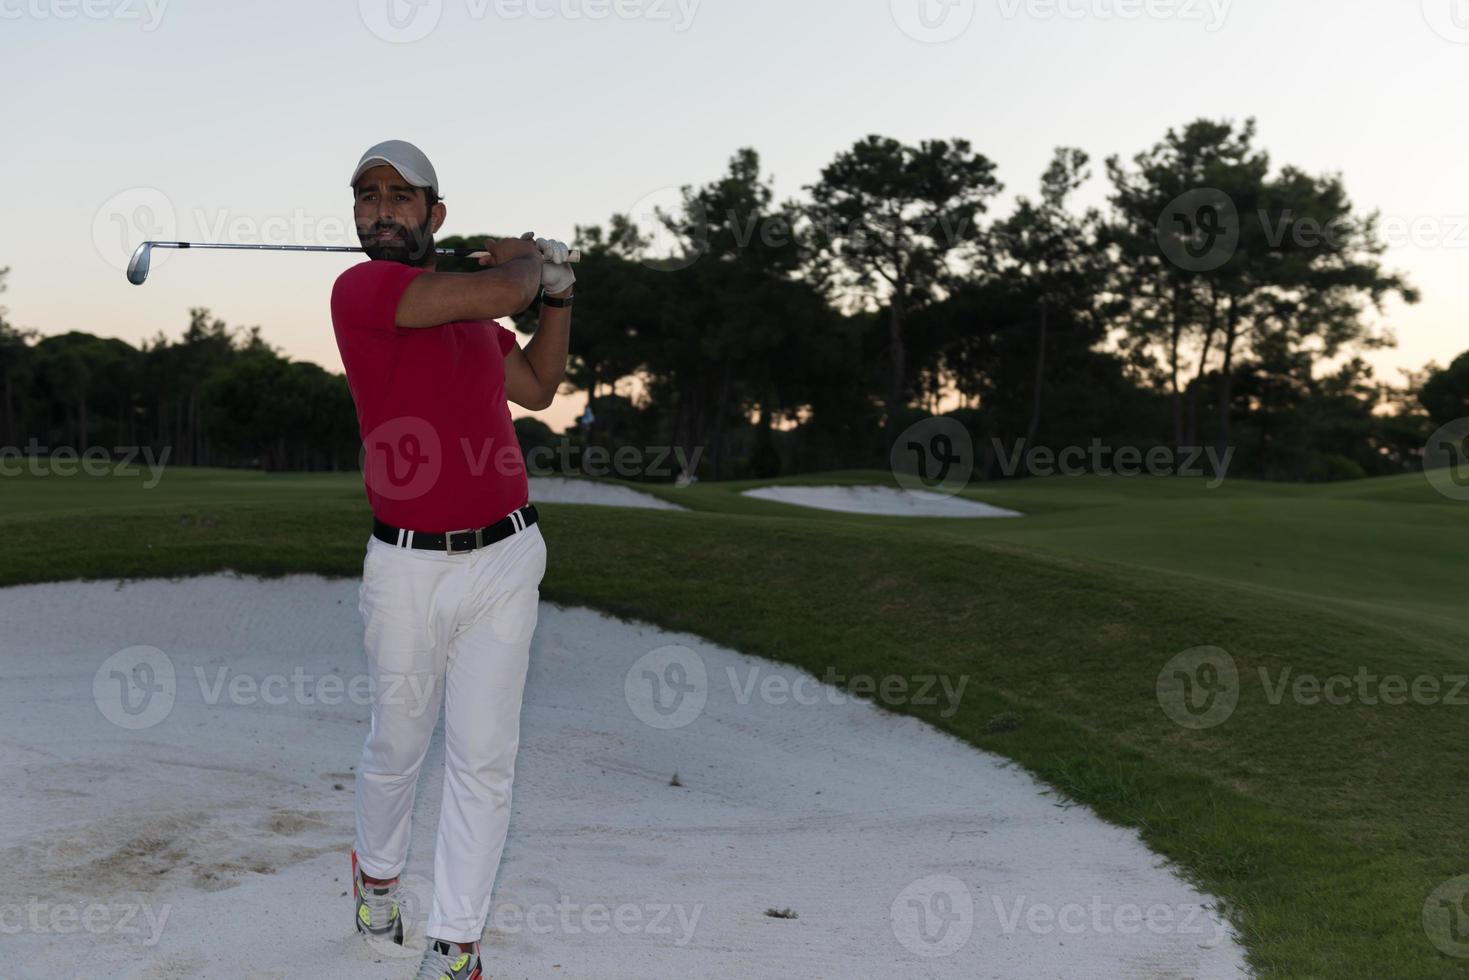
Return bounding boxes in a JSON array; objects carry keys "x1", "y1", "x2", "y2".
[{"x1": 3, "y1": 464, "x2": 1468, "y2": 978}]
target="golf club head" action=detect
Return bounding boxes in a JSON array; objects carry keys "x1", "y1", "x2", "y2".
[{"x1": 126, "y1": 243, "x2": 151, "y2": 285}]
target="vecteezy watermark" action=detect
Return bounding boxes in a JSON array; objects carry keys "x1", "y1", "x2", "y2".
[
  {"x1": 0, "y1": 897, "x2": 172, "y2": 945},
  {"x1": 622, "y1": 186, "x2": 709, "y2": 272},
  {"x1": 1156, "y1": 188, "x2": 1240, "y2": 272},
  {"x1": 888, "y1": 875, "x2": 1232, "y2": 960},
  {"x1": 187, "y1": 207, "x2": 360, "y2": 250},
  {"x1": 358, "y1": 0, "x2": 443, "y2": 42},
  {"x1": 358, "y1": 0, "x2": 699, "y2": 43},
  {"x1": 620, "y1": 189, "x2": 976, "y2": 272},
  {"x1": 92, "y1": 190, "x2": 376, "y2": 277},
  {"x1": 487, "y1": 897, "x2": 703, "y2": 944},
  {"x1": 892, "y1": 416, "x2": 975, "y2": 498},
  {"x1": 1373, "y1": 214, "x2": 1469, "y2": 250},
  {"x1": 1422, "y1": 0, "x2": 1469, "y2": 44},
  {"x1": 0, "y1": 442, "x2": 170, "y2": 487},
  {"x1": 93, "y1": 187, "x2": 177, "y2": 276},
  {"x1": 377, "y1": 878, "x2": 704, "y2": 951},
  {"x1": 1248, "y1": 210, "x2": 1469, "y2": 252},
  {"x1": 728, "y1": 666, "x2": 970, "y2": 719},
  {"x1": 193, "y1": 666, "x2": 440, "y2": 717},
  {"x1": 361, "y1": 416, "x2": 445, "y2": 502},
  {"x1": 890, "y1": 875, "x2": 975, "y2": 958},
  {"x1": 93, "y1": 646, "x2": 178, "y2": 731},
  {"x1": 623, "y1": 646, "x2": 970, "y2": 729},
  {"x1": 1157, "y1": 189, "x2": 1469, "y2": 273},
  {"x1": 625, "y1": 645, "x2": 709, "y2": 730},
  {"x1": 93, "y1": 646, "x2": 446, "y2": 730},
  {"x1": 889, "y1": 0, "x2": 976, "y2": 44},
  {"x1": 0, "y1": 0, "x2": 169, "y2": 30},
  {"x1": 995, "y1": 0, "x2": 1231, "y2": 30},
  {"x1": 362, "y1": 417, "x2": 704, "y2": 499},
  {"x1": 182, "y1": 204, "x2": 501, "y2": 251},
  {"x1": 992, "y1": 439, "x2": 1234, "y2": 486},
  {"x1": 1158, "y1": 648, "x2": 1466, "y2": 729},
  {"x1": 1256, "y1": 666, "x2": 1468, "y2": 707},
  {"x1": 1156, "y1": 646, "x2": 1239, "y2": 730},
  {"x1": 1424, "y1": 876, "x2": 1469, "y2": 958},
  {"x1": 392, "y1": 872, "x2": 704, "y2": 945},
  {"x1": 524, "y1": 441, "x2": 704, "y2": 480},
  {"x1": 1423, "y1": 417, "x2": 1469, "y2": 501},
  {"x1": 987, "y1": 894, "x2": 1230, "y2": 946}
]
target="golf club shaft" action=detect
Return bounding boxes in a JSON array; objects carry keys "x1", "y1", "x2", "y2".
[{"x1": 138, "y1": 241, "x2": 581, "y2": 262}]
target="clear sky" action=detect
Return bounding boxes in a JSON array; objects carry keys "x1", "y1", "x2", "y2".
[{"x1": 3, "y1": 0, "x2": 1466, "y2": 431}]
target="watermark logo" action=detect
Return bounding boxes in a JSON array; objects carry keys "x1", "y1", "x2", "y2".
[
  {"x1": 612, "y1": 199, "x2": 975, "y2": 271},
  {"x1": 1423, "y1": 417, "x2": 1469, "y2": 501},
  {"x1": 488, "y1": 0, "x2": 699, "y2": 29},
  {"x1": 360, "y1": 416, "x2": 442, "y2": 502},
  {"x1": 189, "y1": 206, "x2": 359, "y2": 249},
  {"x1": 625, "y1": 186, "x2": 707, "y2": 272},
  {"x1": 992, "y1": 438, "x2": 1232, "y2": 486},
  {"x1": 891, "y1": 416, "x2": 974, "y2": 498},
  {"x1": 988, "y1": 894, "x2": 1229, "y2": 946},
  {"x1": 1156, "y1": 646, "x2": 1238, "y2": 730},
  {"x1": 192, "y1": 666, "x2": 439, "y2": 717},
  {"x1": 94, "y1": 187, "x2": 176, "y2": 277},
  {"x1": 890, "y1": 875, "x2": 974, "y2": 957},
  {"x1": 360, "y1": 0, "x2": 700, "y2": 43},
  {"x1": 1424, "y1": 876, "x2": 1469, "y2": 957},
  {"x1": 1422, "y1": 0, "x2": 1469, "y2": 43},
  {"x1": 728, "y1": 667, "x2": 969, "y2": 719},
  {"x1": 625, "y1": 645, "x2": 708, "y2": 729},
  {"x1": 358, "y1": 0, "x2": 443, "y2": 42},
  {"x1": 523, "y1": 440, "x2": 704, "y2": 480},
  {"x1": 0, "y1": 442, "x2": 170, "y2": 486},
  {"x1": 93, "y1": 646, "x2": 176, "y2": 730},
  {"x1": 993, "y1": 0, "x2": 1230, "y2": 30},
  {"x1": 0, "y1": 0, "x2": 169, "y2": 30},
  {"x1": 1156, "y1": 188, "x2": 1239, "y2": 272},
  {"x1": 0, "y1": 897, "x2": 172, "y2": 944},
  {"x1": 890, "y1": 0, "x2": 975, "y2": 43},
  {"x1": 489, "y1": 896, "x2": 703, "y2": 943},
  {"x1": 1257, "y1": 666, "x2": 1468, "y2": 707}
]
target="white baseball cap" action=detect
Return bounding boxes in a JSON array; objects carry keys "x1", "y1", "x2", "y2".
[{"x1": 350, "y1": 139, "x2": 440, "y2": 197}]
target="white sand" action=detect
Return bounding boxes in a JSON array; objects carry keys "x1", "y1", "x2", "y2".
[
  {"x1": 744, "y1": 484, "x2": 1023, "y2": 518},
  {"x1": 529, "y1": 476, "x2": 686, "y2": 510},
  {"x1": 1, "y1": 575, "x2": 1245, "y2": 979}
]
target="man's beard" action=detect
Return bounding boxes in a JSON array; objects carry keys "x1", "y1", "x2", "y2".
[{"x1": 359, "y1": 214, "x2": 435, "y2": 266}]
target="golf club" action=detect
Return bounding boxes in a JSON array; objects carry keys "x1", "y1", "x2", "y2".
[{"x1": 126, "y1": 241, "x2": 581, "y2": 286}]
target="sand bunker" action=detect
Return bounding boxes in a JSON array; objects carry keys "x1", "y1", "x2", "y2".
[
  {"x1": 2, "y1": 575, "x2": 1240, "y2": 978},
  {"x1": 743, "y1": 484, "x2": 1022, "y2": 518},
  {"x1": 529, "y1": 476, "x2": 686, "y2": 510}
]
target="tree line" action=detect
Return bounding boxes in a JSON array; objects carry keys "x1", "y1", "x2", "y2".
[{"x1": 2, "y1": 117, "x2": 1466, "y2": 482}]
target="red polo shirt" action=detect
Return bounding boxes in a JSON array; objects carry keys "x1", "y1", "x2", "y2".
[{"x1": 331, "y1": 260, "x2": 528, "y2": 533}]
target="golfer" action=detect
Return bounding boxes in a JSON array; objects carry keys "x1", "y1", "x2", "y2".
[{"x1": 331, "y1": 139, "x2": 574, "y2": 980}]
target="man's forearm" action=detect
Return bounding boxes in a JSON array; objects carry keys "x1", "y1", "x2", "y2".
[
  {"x1": 523, "y1": 297, "x2": 571, "y2": 406},
  {"x1": 484, "y1": 255, "x2": 543, "y2": 315}
]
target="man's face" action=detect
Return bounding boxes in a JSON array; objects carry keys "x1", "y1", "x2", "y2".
[{"x1": 353, "y1": 164, "x2": 445, "y2": 265}]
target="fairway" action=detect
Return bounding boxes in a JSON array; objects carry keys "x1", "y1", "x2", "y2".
[{"x1": 2, "y1": 465, "x2": 1467, "y2": 977}]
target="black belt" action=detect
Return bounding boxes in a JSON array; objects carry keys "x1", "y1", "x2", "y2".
[{"x1": 373, "y1": 505, "x2": 538, "y2": 555}]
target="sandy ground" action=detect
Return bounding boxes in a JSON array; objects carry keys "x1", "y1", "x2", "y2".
[
  {"x1": 1, "y1": 574, "x2": 1245, "y2": 979},
  {"x1": 529, "y1": 477, "x2": 686, "y2": 510},
  {"x1": 743, "y1": 485, "x2": 1022, "y2": 518}
]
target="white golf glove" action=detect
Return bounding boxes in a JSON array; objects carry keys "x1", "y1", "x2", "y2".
[{"x1": 536, "y1": 237, "x2": 576, "y2": 295}]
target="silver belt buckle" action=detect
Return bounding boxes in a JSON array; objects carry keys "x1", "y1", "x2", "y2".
[{"x1": 444, "y1": 528, "x2": 482, "y2": 555}]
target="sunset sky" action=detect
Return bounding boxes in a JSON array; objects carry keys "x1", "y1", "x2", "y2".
[{"x1": 3, "y1": 0, "x2": 1466, "y2": 431}]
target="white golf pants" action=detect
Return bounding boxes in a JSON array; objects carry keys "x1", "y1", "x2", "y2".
[{"x1": 353, "y1": 520, "x2": 547, "y2": 944}]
